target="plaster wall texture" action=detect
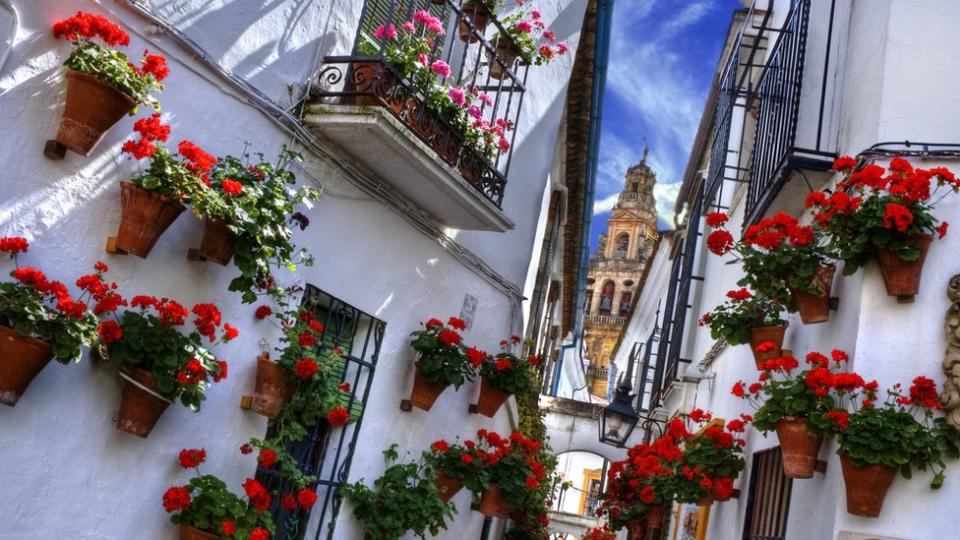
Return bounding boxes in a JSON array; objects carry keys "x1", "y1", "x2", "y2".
[{"x1": 0, "y1": 1, "x2": 586, "y2": 539}]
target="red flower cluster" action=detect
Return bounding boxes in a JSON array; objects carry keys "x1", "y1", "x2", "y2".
[
  {"x1": 222, "y1": 178, "x2": 243, "y2": 196},
  {"x1": 242, "y1": 478, "x2": 271, "y2": 512},
  {"x1": 883, "y1": 202, "x2": 913, "y2": 232},
  {"x1": 743, "y1": 212, "x2": 814, "y2": 249},
  {"x1": 726, "y1": 288, "x2": 751, "y2": 301},
  {"x1": 140, "y1": 51, "x2": 169, "y2": 82},
  {"x1": 53, "y1": 11, "x2": 130, "y2": 46},
  {"x1": 907, "y1": 376, "x2": 942, "y2": 410},
  {"x1": 438, "y1": 328, "x2": 462, "y2": 346},
  {"x1": 254, "y1": 305, "x2": 272, "y2": 320},
  {"x1": 448, "y1": 316, "x2": 467, "y2": 330},
  {"x1": 0, "y1": 236, "x2": 28, "y2": 255},
  {"x1": 327, "y1": 406, "x2": 349, "y2": 426},
  {"x1": 162, "y1": 486, "x2": 191, "y2": 512},
  {"x1": 466, "y1": 347, "x2": 488, "y2": 368},
  {"x1": 706, "y1": 229, "x2": 734, "y2": 255},
  {"x1": 178, "y1": 140, "x2": 217, "y2": 179},
  {"x1": 178, "y1": 448, "x2": 206, "y2": 469},
  {"x1": 280, "y1": 488, "x2": 318, "y2": 511},
  {"x1": 258, "y1": 448, "x2": 278, "y2": 469},
  {"x1": 295, "y1": 358, "x2": 318, "y2": 380}
]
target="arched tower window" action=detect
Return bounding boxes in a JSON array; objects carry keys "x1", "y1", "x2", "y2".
[
  {"x1": 619, "y1": 291, "x2": 632, "y2": 315},
  {"x1": 599, "y1": 281, "x2": 615, "y2": 314},
  {"x1": 613, "y1": 233, "x2": 629, "y2": 260}
]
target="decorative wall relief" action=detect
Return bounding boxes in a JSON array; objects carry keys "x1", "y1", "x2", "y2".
[{"x1": 940, "y1": 274, "x2": 960, "y2": 431}]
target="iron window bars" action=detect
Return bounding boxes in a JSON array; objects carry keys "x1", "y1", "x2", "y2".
[
  {"x1": 254, "y1": 285, "x2": 385, "y2": 540},
  {"x1": 741, "y1": 447, "x2": 793, "y2": 540},
  {"x1": 313, "y1": 0, "x2": 531, "y2": 208}
]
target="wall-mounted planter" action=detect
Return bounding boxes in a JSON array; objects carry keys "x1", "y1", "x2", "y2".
[
  {"x1": 476, "y1": 485, "x2": 508, "y2": 518},
  {"x1": 775, "y1": 417, "x2": 823, "y2": 478},
  {"x1": 111, "y1": 182, "x2": 184, "y2": 258},
  {"x1": 116, "y1": 368, "x2": 171, "y2": 438},
  {"x1": 470, "y1": 377, "x2": 509, "y2": 417},
  {"x1": 400, "y1": 362, "x2": 449, "y2": 412},
  {"x1": 839, "y1": 454, "x2": 897, "y2": 517},
  {"x1": 0, "y1": 325, "x2": 54, "y2": 406},
  {"x1": 750, "y1": 322, "x2": 788, "y2": 368},
  {"x1": 435, "y1": 472, "x2": 463, "y2": 502},
  {"x1": 188, "y1": 219, "x2": 234, "y2": 265},
  {"x1": 251, "y1": 354, "x2": 293, "y2": 419},
  {"x1": 45, "y1": 71, "x2": 136, "y2": 159},
  {"x1": 790, "y1": 264, "x2": 835, "y2": 324},
  {"x1": 626, "y1": 519, "x2": 647, "y2": 540},
  {"x1": 873, "y1": 235, "x2": 932, "y2": 302},
  {"x1": 457, "y1": 2, "x2": 491, "y2": 43},
  {"x1": 488, "y1": 38, "x2": 521, "y2": 80},
  {"x1": 645, "y1": 505, "x2": 667, "y2": 529},
  {"x1": 179, "y1": 524, "x2": 219, "y2": 540}
]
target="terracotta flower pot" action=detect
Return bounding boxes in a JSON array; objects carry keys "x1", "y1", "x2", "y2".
[
  {"x1": 488, "y1": 39, "x2": 521, "y2": 80},
  {"x1": 873, "y1": 235, "x2": 933, "y2": 300},
  {"x1": 115, "y1": 182, "x2": 185, "y2": 258},
  {"x1": 0, "y1": 325, "x2": 55, "y2": 406},
  {"x1": 435, "y1": 472, "x2": 463, "y2": 502},
  {"x1": 179, "y1": 524, "x2": 220, "y2": 540},
  {"x1": 840, "y1": 454, "x2": 897, "y2": 518},
  {"x1": 408, "y1": 361, "x2": 450, "y2": 411},
  {"x1": 626, "y1": 519, "x2": 647, "y2": 540},
  {"x1": 774, "y1": 418, "x2": 823, "y2": 478},
  {"x1": 252, "y1": 356, "x2": 294, "y2": 419},
  {"x1": 54, "y1": 71, "x2": 136, "y2": 156},
  {"x1": 645, "y1": 505, "x2": 666, "y2": 529},
  {"x1": 477, "y1": 485, "x2": 509, "y2": 518},
  {"x1": 458, "y1": 1, "x2": 491, "y2": 43},
  {"x1": 116, "y1": 368, "x2": 171, "y2": 438},
  {"x1": 473, "y1": 376, "x2": 510, "y2": 417},
  {"x1": 790, "y1": 264, "x2": 835, "y2": 325},
  {"x1": 198, "y1": 220, "x2": 235, "y2": 265},
  {"x1": 749, "y1": 322, "x2": 788, "y2": 368}
]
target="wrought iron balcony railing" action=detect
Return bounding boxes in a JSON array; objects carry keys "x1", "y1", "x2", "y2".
[
  {"x1": 585, "y1": 314, "x2": 626, "y2": 327},
  {"x1": 312, "y1": 0, "x2": 530, "y2": 209}
]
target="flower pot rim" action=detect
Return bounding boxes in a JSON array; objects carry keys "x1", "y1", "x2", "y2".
[{"x1": 65, "y1": 69, "x2": 138, "y2": 108}]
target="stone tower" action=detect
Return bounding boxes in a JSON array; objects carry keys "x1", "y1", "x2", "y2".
[{"x1": 584, "y1": 149, "x2": 659, "y2": 399}]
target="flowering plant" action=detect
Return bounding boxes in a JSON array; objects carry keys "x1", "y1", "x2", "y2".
[
  {"x1": 193, "y1": 147, "x2": 319, "y2": 303},
  {"x1": 340, "y1": 444, "x2": 456, "y2": 540},
  {"x1": 409, "y1": 316, "x2": 476, "y2": 388},
  {"x1": 682, "y1": 410, "x2": 747, "y2": 501},
  {"x1": 53, "y1": 11, "x2": 167, "y2": 110},
  {"x1": 824, "y1": 375, "x2": 960, "y2": 488},
  {"x1": 706, "y1": 211, "x2": 835, "y2": 310},
  {"x1": 583, "y1": 527, "x2": 617, "y2": 540},
  {"x1": 358, "y1": 11, "x2": 515, "y2": 159},
  {"x1": 807, "y1": 156, "x2": 958, "y2": 272},
  {"x1": 121, "y1": 116, "x2": 216, "y2": 205},
  {"x1": 99, "y1": 295, "x2": 236, "y2": 410},
  {"x1": 163, "y1": 448, "x2": 275, "y2": 539},
  {"x1": 496, "y1": 9, "x2": 568, "y2": 65},
  {"x1": 698, "y1": 288, "x2": 783, "y2": 346},
  {"x1": 270, "y1": 309, "x2": 358, "y2": 440},
  {"x1": 474, "y1": 430, "x2": 548, "y2": 511},
  {"x1": 0, "y1": 238, "x2": 113, "y2": 361},
  {"x1": 732, "y1": 349, "x2": 854, "y2": 434},
  {"x1": 478, "y1": 337, "x2": 539, "y2": 395},
  {"x1": 425, "y1": 437, "x2": 490, "y2": 493}
]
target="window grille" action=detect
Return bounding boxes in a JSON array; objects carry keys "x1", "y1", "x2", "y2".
[
  {"x1": 254, "y1": 285, "x2": 386, "y2": 540},
  {"x1": 741, "y1": 448, "x2": 793, "y2": 540}
]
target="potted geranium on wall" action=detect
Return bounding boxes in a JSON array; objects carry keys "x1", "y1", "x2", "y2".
[
  {"x1": 340, "y1": 444, "x2": 456, "y2": 539},
  {"x1": 472, "y1": 337, "x2": 538, "y2": 417},
  {"x1": 472, "y1": 430, "x2": 546, "y2": 519},
  {"x1": 824, "y1": 374, "x2": 960, "y2": 517},
  {"x1": 406, "y1": 317, "x2": 475, "y2": 411},
  {"x1": 732, "y1": 349, "x2": 854, "y2": 478},
  {"x1": 699, "y1": 288, "x2": 785, "y2": 366},
  {"x1": 49, "y1": 11, "x2": 168, "y2": 157},
  {"x1": 163, "y1": 448, "x2": 275, "y2": 540},
  {"x1": 425, "y1": 437, "x2": 489, "y2": 502},
  {"x1": 190, "y1": 147, "x2": 319, "y2": 303},
  {"x1": 682, "y1": 409, "x2": 747, "y2": 505},
  {"x1": 114, "y1": 117, "x2": 216, "y2": 257},
  {"x1": 808, "y1": 156, "x2": 959, "y2": 300},
  {"x1": 705, "y1": 211, "x2": 837, "y2": 324},
  {"x1": 98, "y1": 295, "x2": 236, "y2": 437},
  {"x1": 491, "y1": 9, "x2": 568, "y2": 79},
  {"x1": 0, "y1": 238, "x2": 119, "y2": 405}
]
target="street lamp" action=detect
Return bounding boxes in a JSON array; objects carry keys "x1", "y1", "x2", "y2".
[{"x1": 599, "y1": 343, "x2": 640, "y2": 447}]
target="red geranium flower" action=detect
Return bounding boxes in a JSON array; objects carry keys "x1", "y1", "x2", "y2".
[
  {"x1": 250, "y1": 528, "x2": 270, "y2": 540},
  {"x1": 707, "y1": 230, "x2": 734, "y2": 255},
  {"x1": 327, "y1": 406, "x2": 349, "y2": 426},
  {"x1": 281, "y1": 493, "x2": 298, "y2": 511},
  {"x1": 295, "y1": 358, "x2": 318, "y2": 380},
  {"x1": 178, "y1": 448, "x2": 206, "y2": 469},
  {"x1": 222, "y1": 179, "x2": 243, "y2": 196},
  {"x1": 254, "y1": 305, "x2": 272, "y2": 319},
  {"x1": 0, "y1": 236, "x2": 29, "y2": 255},
  {"x1": 832, "y1": 156, "x2": 858, "y2": 171},
  {"x1": 438, "y1": 328, "x2": 461, "y2": 346},
  {"x1": 258, "y1": 448, "x2": 278, "y2": 468},
  {"x1": 448, "y1": 316, "x2": 467, "y2": 330},
  {"x1": 466, "y1": 347, "x2": 487, "y2": 368},
  {"x1": 705, "y1": 211, "x2": 728, "y2": 228},
  {"x1": 98, "y1": 320, "x2": 123, "y2": 344},
  {"x1": 242, "y1": 478, "x2": 271, "y2": 512},
  {"x1": 298, "y1": 488, "x2": 318, "y2": 509},
  {"x1": 494, "y1": 357, "x2": 512, "y2": 372},
  {"x1": 731, "y1": 381, "x2": 745, "y2": 398},
  {"x1": 162, "y1": 486, "x2": 191, "y2": 512},
  {"x1": 298, "y1": 332, "x2": 317, "y2": 348},
  {"x1": 220, "y1": 521, "x2": 235, "y2": 536},
  {"x1": 140, "y1": 52, "x2": 169, "y2": 81}
]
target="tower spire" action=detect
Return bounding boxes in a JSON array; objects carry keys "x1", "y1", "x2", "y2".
[{"x1": 642, "y1": 137, "x2": 649, "y2": 163}]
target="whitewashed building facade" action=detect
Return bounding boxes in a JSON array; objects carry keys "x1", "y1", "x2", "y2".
[{"x1": 0, "y1": 0, "x2": 594, "y2": 538}]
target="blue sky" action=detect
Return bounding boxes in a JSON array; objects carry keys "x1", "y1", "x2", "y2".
[{"x1": 590, "y1": 0, "x2": 742, "y2": 251}]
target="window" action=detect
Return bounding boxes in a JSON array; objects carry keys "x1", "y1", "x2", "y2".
[
  {"x1": 742, "y1": 448, "x2": 793, "y2": 540},
  {"x1": 598, "y1": 281, "x2": 615, "y2": 314},
  {"x1": 356, "y1": 0, "x2": 448, "y2": 53},
  {"x1": 619, "y1": 291, "x2": 632, "y2": 315},
  {"x1": 255, "y1": 285, "x2": 386, "y2": 540},
  {"x1": 613, "y1": 233, "x2": 629, "y2": 260},
  {"x1": 585, "y1": 290, "x2": 594, "y2": 313}
]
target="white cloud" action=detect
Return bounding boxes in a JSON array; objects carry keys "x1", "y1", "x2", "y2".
[
  {"x1": 654, "y1": 182, "x2": 682, "y2": 225},
  {"x1": 593, "y1": 192, "x2": 620, "y2": 216}
]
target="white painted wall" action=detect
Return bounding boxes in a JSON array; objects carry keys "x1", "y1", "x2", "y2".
[{"x1": 0, "y1": 1, "x2": 587, "y2": 539}]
